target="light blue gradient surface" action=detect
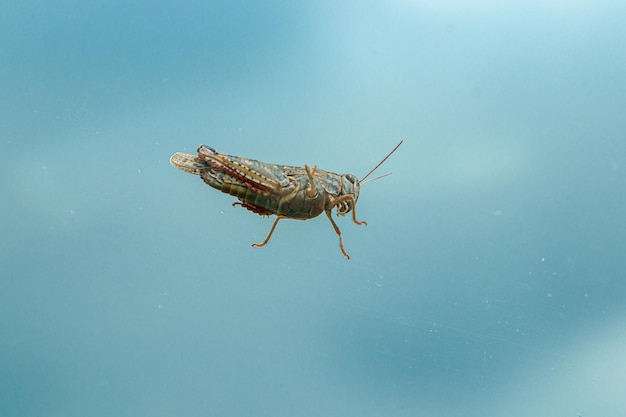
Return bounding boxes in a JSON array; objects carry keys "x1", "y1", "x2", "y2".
[{"x1": 2, "y1": 1, "x2": 626, "y2": 416}]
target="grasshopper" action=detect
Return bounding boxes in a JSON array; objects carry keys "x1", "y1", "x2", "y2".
[{"x1": 170, "y1": 140, "x2": 402, "y2": 259}]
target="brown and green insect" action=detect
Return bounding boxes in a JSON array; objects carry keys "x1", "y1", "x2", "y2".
[{"x1": 169, "y1": 140, "x2": 402, "y2": 259}]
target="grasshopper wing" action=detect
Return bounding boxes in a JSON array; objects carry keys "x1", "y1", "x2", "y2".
[{"x1": 170, "y1": 152, "x2": 205, "y2": 175}]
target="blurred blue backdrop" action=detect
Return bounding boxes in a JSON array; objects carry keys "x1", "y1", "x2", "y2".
[{"x1": 1, "y1": 1, "x2": 625, "y2": 416}]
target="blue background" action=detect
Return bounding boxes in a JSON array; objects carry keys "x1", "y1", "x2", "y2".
[{"x1": 2, "y1": 1, "x2": 625, "y2": 416}]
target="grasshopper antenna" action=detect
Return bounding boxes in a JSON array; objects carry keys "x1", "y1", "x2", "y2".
[
  {"x1": 360, "y1": 140, "x2": 403, "y2": 183},
  {"x1": 360, "y1": 172, "x2": 393, "y2": 186}
]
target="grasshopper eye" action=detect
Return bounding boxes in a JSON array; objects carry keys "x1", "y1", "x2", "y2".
[{"x1": 345, "y1": 173, "x2": 358, "y2": 184}]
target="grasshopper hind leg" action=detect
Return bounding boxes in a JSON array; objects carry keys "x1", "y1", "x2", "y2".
[{"x1": 252, "y1": 216, "x2": 286, "y2": 248}]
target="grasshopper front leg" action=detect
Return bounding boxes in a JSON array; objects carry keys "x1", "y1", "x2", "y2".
[{"x1": 331, "y1": 194, "x2": 368, "y2": 226}]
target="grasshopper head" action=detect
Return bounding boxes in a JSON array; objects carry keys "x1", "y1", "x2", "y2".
[{"x1": 336, "y1": 173, "x2": 360, "y2": 216}]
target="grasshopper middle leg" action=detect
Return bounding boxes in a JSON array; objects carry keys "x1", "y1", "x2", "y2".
[{"x1": 325, "y1": 210, "x2": 351, "y2": 260}]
